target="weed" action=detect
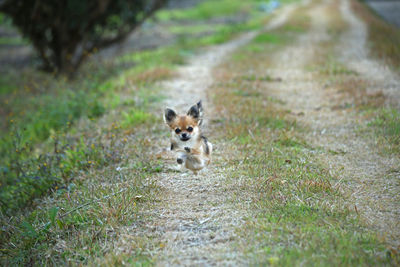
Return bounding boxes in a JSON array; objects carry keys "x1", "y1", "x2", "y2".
[
  {"x1": 323, "y1": 74, "x2": 398, "y2": 153},
  {"x1": 120, "y1": 109, "x2": 156, "y2": 129},
  {"x1": 318, "y1": 59, "x2": 358, "y2": 76},
  {"x1": 368, "y1": 108, "x2": 400, "y2": 153}
]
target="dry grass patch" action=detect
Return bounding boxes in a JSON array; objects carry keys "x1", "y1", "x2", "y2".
[
  {"x1": 210, "y1": 68, "x2": 392, "y2": 264},
  {"x1": 312, "y1": 50, "x2": 400, "y2": 154},
  {"x1": 334, "y1": 78, "x2": 385, "y2": 108},
  {"x1": 304, "y1": 0, "x2": 400, "y2": 154},
  {"x1": 128, "y1": 67, "x2": 175, "y2": 86}
]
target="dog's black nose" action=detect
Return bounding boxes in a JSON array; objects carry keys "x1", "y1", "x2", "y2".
[
  {"x1": 177, "y1": 158, "x2": 183, "y2": 164},
  {"x1": 181, "y1": 133, "x2": 187, "y2": 138}
]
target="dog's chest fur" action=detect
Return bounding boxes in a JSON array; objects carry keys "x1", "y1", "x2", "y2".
[{"x1": 172, "y1": 134, "x2": 203, "y2": 152}]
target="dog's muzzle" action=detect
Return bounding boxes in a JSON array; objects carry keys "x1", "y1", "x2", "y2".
[{"x1": 180, "y1": 133, "x2": 190, "y2": 141}]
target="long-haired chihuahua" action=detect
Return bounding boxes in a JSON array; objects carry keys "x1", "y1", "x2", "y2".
[{"x1": 164, "y1": 101, "x2": 212, "y2": 174}]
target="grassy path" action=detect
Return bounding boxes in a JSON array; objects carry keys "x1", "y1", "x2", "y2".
[
  {"x1": 1, "y1": 0, "x2": 399, "y2": 265},
  {"x1": 255, "y1": 0, "x2": 400, "y2": 249},
  {"x1": 117, "y1": 0, "x2": 399, "y2": 264},
  {"x1": 334, "y1": 0, "x2": 400, "y2": 247},
  {"x1": 117, "y1": 4, "x2": 298, "y2": 265},
  {"x1": 205, "y1": 0, "x2": 399, "y2": 264}
]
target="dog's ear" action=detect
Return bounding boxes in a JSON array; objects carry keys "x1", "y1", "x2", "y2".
[
  {"x1": 187, "y1": 100, "x2": 203, "y2": 125},
  {"x1": 164, "y1": 108, "x2": 177, "y2": 125},
  {"x1": 196, "y1": 100, "x2": 202, "y2": 110}
]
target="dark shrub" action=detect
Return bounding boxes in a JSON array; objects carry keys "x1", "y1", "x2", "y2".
[{"x1": 0, "y1": 0, "x2": 166, "y2": 74}]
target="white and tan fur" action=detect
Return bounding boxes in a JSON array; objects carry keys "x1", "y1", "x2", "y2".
[{"x1": 163, "y1": 101, "x2": 212, "y2": 174}]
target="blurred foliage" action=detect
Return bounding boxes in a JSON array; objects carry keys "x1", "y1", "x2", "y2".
[{"x1": 0, "y1": 0, "x2": 166, "y2": 74}]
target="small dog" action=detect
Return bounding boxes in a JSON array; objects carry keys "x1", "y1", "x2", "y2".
[{"x1": 164, "y1": 101, "x2": 212, "y2": 174}]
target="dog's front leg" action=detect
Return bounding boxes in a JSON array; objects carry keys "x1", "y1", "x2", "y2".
[
  {"x1": 176, "y1": 151, "x2": 187, "y2": 171},
  {"x1": 185, "y1": 154, "x2": 206, "y2": 173}
]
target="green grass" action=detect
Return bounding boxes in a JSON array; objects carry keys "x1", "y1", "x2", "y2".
[
  {"x1": 371, "y1": 108, "x2": 400, "y2": 141},
  {"x1": 1, "y1": 163, "x2": 160, "y2": 265},
  {"x1": 156, "y1": 0, "x2": 251, "y2": 21},
  {"x1": 0, "y1": 13, "x2": 13, "y2": 27},
  {"x1": 194, "y1": 29, "x2": 239, "y2": 46},
  {"x1": 158, "y1": 0, "x2": 286, "y2": 48},
  {"x1": 244, "y1": 32, "x2": 285, "y2": 54},
  {"x1": 230, "y1": 137, "x2": 392, "y2": 265},
  {"x1": 0, "y1": 89, "x2": 164, "y2": 264},
  {"x1": 156, "y1": 0, "x2": 296, "y2": 22},
  {"x1": 317, "y1": 59, "x2": 358, "y2": 75},
  {"x1": 120, "y1": 109, "x2": 156, "y2": 129},
  {"x1": 233, "y1": 9, "x2": 310, "y2": 59},
  {"x1": 168, "y1": 23, "x2": 228, "y2": 35},
  {"x1": 0, "y1": 36, "x2": 28, "y2": 46},
  {"x1": 176, "y1": 21, "x2": 266, "y2": 48},
  {"x1": 253, "y1": 32, "x2": 282, "y2": 44},
  {"x1": 367, "y1": 108, "x2": 400, "y2": 154},
  {"x1": 0, "y1": 74, "x2": 19, "y2": 95}
]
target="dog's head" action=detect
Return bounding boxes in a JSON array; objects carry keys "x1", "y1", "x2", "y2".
[{"x1": 164, "y1": 101, "x2": 203, "y2": 142}]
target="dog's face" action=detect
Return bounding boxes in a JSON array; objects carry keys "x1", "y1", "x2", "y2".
[{"x1": 164, "y1": 101, "x2": 202, "y2": 142}]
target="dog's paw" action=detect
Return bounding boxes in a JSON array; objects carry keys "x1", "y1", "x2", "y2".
[
  {"x1": 184, "y1": 147, "x2": 191, "y2": 153},
  {"x1": 177, "y1": 158, "x2": 184, "y2": 164}
]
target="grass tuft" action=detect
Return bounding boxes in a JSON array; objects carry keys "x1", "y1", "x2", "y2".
[
  {"x1": 368, "y1": 108, "x2": 400, "y2": 153},
  {"x1": 120, "y1": 109, "x2": 156, "y2": 129}
]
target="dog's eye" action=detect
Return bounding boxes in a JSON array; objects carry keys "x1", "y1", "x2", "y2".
[
  {"x1": 175, "y1": 128, "x2": 181, "y2": 134},
  {"x1": 187, "y1": 126, "x2": 193, "y2": 132}
]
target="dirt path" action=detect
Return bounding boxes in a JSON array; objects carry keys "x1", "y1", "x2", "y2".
[
  {"x1": 153, "y1": 0, "x2": 400, "y2": 263},
  {"x1": 340, "y1": 0, "x2": 400, "y2": 109},
  {"x1": 114, "y1": 0, "x2": 399, "y2": 263},
  {"x1": 265, "y1": 0, "x2": 400, "y2": 248},
  {"x1": 136, "y1": 4, "x2": 297, "y2": 266},
  {"x1": 337, "y1": 0, "x2": 400, "y2": 247}
]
